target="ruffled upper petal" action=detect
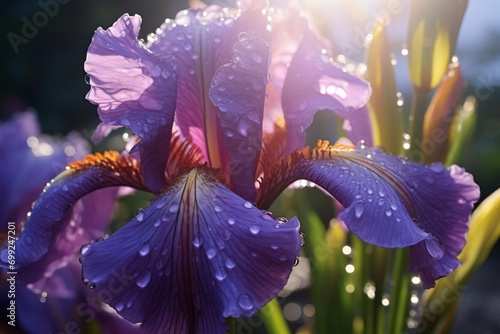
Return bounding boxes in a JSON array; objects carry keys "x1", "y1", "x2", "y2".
[
  {"x1": 280, "y1": 13, "x2": 371, "y2": 153},
  {"x1": 0, "y1": 152, "x2": 145, "y2": 283},
  {"x1": 148, "y1": 5, "x2": 270, "y2": 169},
  {"x1": 257, "y1": 141, "x2": 478, "y2": 286},
  {"x1": 209, "y1": 34, "x2": 270, "y2": 201},
  {"x1": 85, "y1": 14, "x2": 178, "y2": 193},
  {"x1": 81, "y1": 165, "x2": 301, "y2": 334}
]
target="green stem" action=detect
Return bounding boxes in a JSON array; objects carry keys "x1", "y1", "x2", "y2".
[
  {"x1": 225, "y1": 317, "x2": 235, "y2": 334},
  {"x1": 261, "y1": 298, "x2": 290, "y2": 334},
  {"x1": 387, "y1": 248, "x2": 411, "y2": 334},
  {"x1": 408, "y1": 89, "x2": 429, "y2": 162}
]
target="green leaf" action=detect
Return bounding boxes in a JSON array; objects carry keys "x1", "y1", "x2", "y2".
[{"x1": 366, "y1": 23, "x2": 403, "y2": 155}]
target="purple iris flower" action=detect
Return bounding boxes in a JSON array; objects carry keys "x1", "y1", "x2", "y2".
[
  {"x1": 0, "y1": 112, "x2": 139, "y2": 333},
  {"x1": 1, "y1": 1, "x2": 479, "y2": 333}
]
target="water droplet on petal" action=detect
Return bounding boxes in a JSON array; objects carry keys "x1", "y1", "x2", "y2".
[
  {"x1": 206, "y1": 247, "x2": 217, "y2": 259},
  {"x1": 169, "y1": 203, "x2": 179, "y2": 213},
  {"x1": 80, "y1": 243, "x2": 91, "y2": 256},
  {"x1": 227, "y1": 218, "x2": 236, "y2": 225},
  {"x1": 429, "y1": 164, "x2": 445, "y2": 173},
  {"x1": 89, "y1": 282, "x2": 96, "y2": 289},
  {"x1": 139, "y1": 244, "x2": 150, "y2": 256},
  {"x1": 294, "y1": 258, "x2": 300, "y2": 266},
  {"x1": 243, "y1": 201, "x2": 253, "y2": 209},
  {"x1": 215, "y1": 267, "x2": 227, "y2": 281},
  {"x1": 354, "y1": 201, "x2": 365, "y2": 219},
  {"x1": 154, "y1": 219, "x2": 161, "y2": 227},
  {"x1": 424, "y1": 174, "x2": 435, "y2": 184},
  {"x1": 378, "y1": 198, "x2": 385, "y2": 206},
  {"x1": 136, "y1": 270, "x2": 151, "y2": 288},
  {"x1": 385, "y1": 209, "x2": 393, "y2": 217},
  {"x1": 156, "y1": 200, "x2": 167, "y2": 209},
  {"x1": 225, "y1": 257, "x2": 236, "y2": 269},
  {"x1": 193, "y1": 234, "x2": 204, "y2": 247},
  {"x1": 300, "y1": 233, "x2": 306, "y2": 246},
  {"x1": 238, "y1": 294, "x2": 253, "y2": 311},
  {"x1": 136, "y1": 208, "x2": 145, "y2": 221},
  {"x1": 390, "y1": 203, "x2": 398, "y2": 211},
  {"x1": 378, "y1": 189, "x2": 385, "y2": 197},
  {"x1": 249, "y1": 223, "x2": 261, "y2": 234},
  {"x1": 116, "y1": 302, "x2": 124, "y2": 312},
  {"x1": 84, "y1": 74, "x2": 90, "y2": 85},
  {"x1": 214, "y1": 205, "x2": 223, "y2": 213}
]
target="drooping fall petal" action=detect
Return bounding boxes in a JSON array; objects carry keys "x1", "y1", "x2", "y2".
[
  {"x1": 257, "y1": 141, "x2": 479, "y2": 286},
  {"x1": 0, "y1": 152, "x2": 144, "y2": 283},
  {"x1": 81, "y1": 165, "x2": 301, "y2": 334}
]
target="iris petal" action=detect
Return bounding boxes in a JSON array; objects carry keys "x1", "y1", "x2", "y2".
[
  {"x1": 281, "y1": 18, "x2": 372, "y2": 152},
  {"x1": 85, "y1": 14, "x2": 178, "y2": 193},
  {"x1": 209, "y1": 34, "x2": 270, "y2": 202},
  {"x1": 148, "y1": 6, "x2": 270, "y2": 166},
  {"x1": 257, "y1": 142, "x2": 478, "y2": 285},
  {"x1": 0, "y1": 152, "x2": 144, "y2": 283},
  {"x1": 0, "y1": 112, "x2": 89, "y2": 229},
  {"x1": 81, "y1": 165, "x2": 300, "y2": 334}
]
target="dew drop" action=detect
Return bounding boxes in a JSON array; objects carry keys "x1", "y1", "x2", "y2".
[
  {"x1": 390, "y1": 203, "x2": 398, "y2": 211},
  {"x1": 84, "y1": 74, "x2": 90, "y2": 85},
  {"x1": 154, "y1": 219, "x2": 161, "y2": 227},
  {"x1": 243, "y1": 201, "x2": 253, "y2": 209},
  {"x1": 225, "y1": 257, "x2": 236, "y2": 269},
  {"x1": 429, "y1": 164, "x2": 445, "y2": 173},
  {"x1": 116, "y1": 302, "x2": 124, "y2": 312},
  {"x1": 300, "y1": 233, "x2": 306, "y2": 246},
  {"x1": 294, "y1": 258, "x2": 300, "y2": 266},
  {"x1": 139, "y1": 244, "x2": 150, "y2": 256},
  {"x1": 385, "y1": 209, "x2": 393, "y2": 217},
  {"x1": 169, "y1": 203, "x2": 179, "y2": 213},
  {"x1": 193, "y1": 234, "x2": 204, "y2": 247},
  {"x1": 249, "y1": 223, "x2": 261, "y2": 235},
  {"x1": 215, "y1": 267, "x2": 227, "y2": 281},
  {"x1": 279, "y1": 254, "x2": 288, "y2": 261},
  {"x1": 424, "y1": 174, "x2": 435, "y2": 184},
  {"x1": 206, "y1": 247, "x2": 217, "y2": 259},
  {"x1": 378, "y1": 198, "x2": 385, "y2": 206},
  {"x1": 214, "y1": 205, "x2": 223, "y2": 213},
  {"x1": 238, "y1": 294, "x2": 253, "y2": 311},
  {"x1": 354, "y1": 201, "x2": 365, "y2": 219},
  {"x1": 271, "y1": 244, "x2": 279, "y2": 250},
  {"x1": 136, "y1": 270, "x2": 151, "y2": 288},
  {"x1": 278, "y1": 217, "x2": 288, "y2": 223},
  {"x1": 136, "y1": 209, "x2": 144, "y2": 222},
  {"x1": 227, "y1": 218, "x2": 236, "y2": 225},
  {"x1": 89, "y1": 282, "x2": 96, "y2": 289},
  {"x1": 378, "y1": 189, "x2": 385, "y2": 197},
  {"x1": 80, "y1": 243, "x2": 91, "y2": 256}
]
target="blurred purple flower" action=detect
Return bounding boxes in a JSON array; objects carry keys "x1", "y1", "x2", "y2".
[
  {"x1": 1, "y1": 1, "x2": 479, "y2": 333},
  {"x1": 0, "y1": 112, "x2": 138, "y2": 333}
]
